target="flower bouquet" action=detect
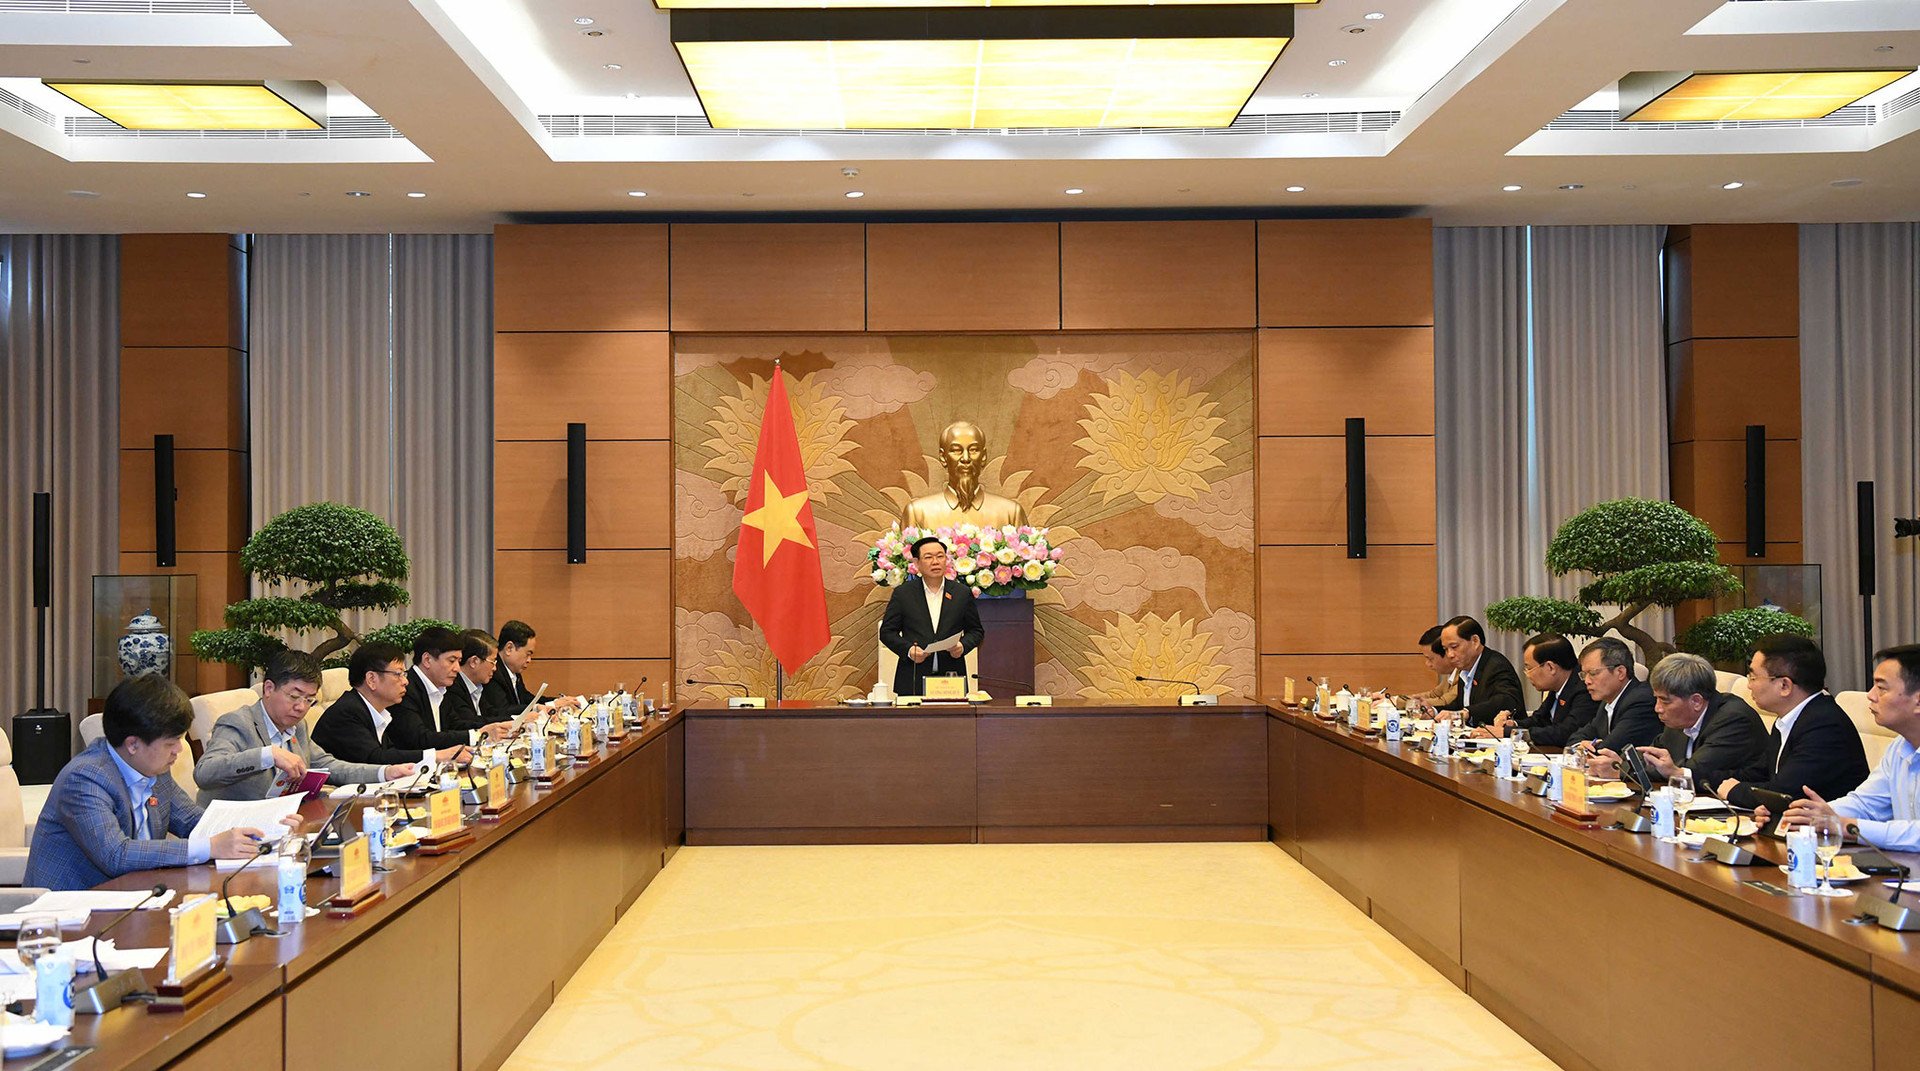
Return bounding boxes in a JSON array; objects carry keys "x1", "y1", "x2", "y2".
[{"x1": 867, "y1": 523, "x2": 1062, "y2": 597}]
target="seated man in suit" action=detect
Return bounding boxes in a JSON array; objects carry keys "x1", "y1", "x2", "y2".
[
  {"x1": 1717, "y1": 635, "x2": 1868, "y2": 807},
  {"x1": 1435, "y1": 615, "x2": 1524, "y2": 727},
  {"x1": 313, "y1": 641, "x2": 473, "y2": 768},
  {"x1": 1566, "y1": 637, "x2": 1661, "y2": 756},
  {"x1": 1771, "y1": 644, "x2": 1920, "y2": 851},
  {"x1": 438, "y1": 629, "x2": 502, "y2": 731},
  {"x1": 1590, "y1": 652, "x2": 1769, "y2": 790},
  {"x1": 1413, "y1": 625, "x2": 1458, "y2": 707},
  {"x1": 25, "y1": 675, "x2": 286, "y2": 891},
  {"x1": 1479, "y1": 633, "x2": 1597, "y2": 746},
  {"x1": 195, "y1": 649, "x2": 417, "y2": 803},
  {"x1": 879, "y1": 536, "x2": 985, "y2": 697},
  {"x1": 386, "y1": 626, "x2": 516, "y2": 751}
]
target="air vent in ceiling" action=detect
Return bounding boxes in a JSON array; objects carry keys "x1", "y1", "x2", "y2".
[
  {"x1": 0, "y1": 1, "x2": 255, "y2": 12},
  {"x1": 62, "y1": 115, "x2": 402, "y2": 138},
  {"x1": 1544, "y1": 104, "x2": 1875, "y2": 132},
  {"x1": 537, "y1": 110, "x2": 1401, "y2": 138}
]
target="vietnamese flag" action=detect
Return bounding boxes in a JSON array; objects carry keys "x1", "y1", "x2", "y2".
[{"x1": 732, "y1": 368, "x2": 831, "y2": 669}]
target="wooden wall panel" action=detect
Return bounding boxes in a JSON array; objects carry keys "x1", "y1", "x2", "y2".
[
  {"x1": 494, "y1": 440, "x2": 671, "y2": 550},
  {"x1": 167, "y1": 995, "x2": 283, "y2": 1071},
  {"x1": 494, "y1": 224, "x2": 668, "y2": 332},
  {"x1": 1060, "y1": 220, "x2": 1256, "y2": 329},
  {"x1": 1670, "y1": 338, "x2": 1800, "y2": 443},
  {"x1": 1258, "y1": 545, "x2": 1438, "y2": 654},
  {"x1": 670, "y1": 223, "x2": 865, "y2": 332},
  {"x1": 120, "y1": 233, "x2": 239, "y2": 348},
  {"x1": 119, "y1": 347, "x2": 244, "y2": 450},
  {"x1": 118, "y1": 448, "x2": 247, "y2": 553},
  {"x1": 494, "y1": 332, "x2": 670, "y2": 441},
  {"x1": 493, "y1": 550, "x2": 672, "y2": 660},
  {"x1": 286, "y1": 883, "x2": 459, "y2": 1071},
  {"x1": 1671, "y1": 439, "x2": 1802, "y2": 545},
  {"x1": 1257, "y1": 436, "x2": 1436, "y2": 546},
  {"x1": 1258, "y1": 218, "x2": 1434, "y2": 328},
  {"x1": 866, "y1": 223, "x2": 1061, "y2": 331},
  {"x1": 1686, "y1": 223, "x2": 1799, "y2": 340},
  {"x1": 1256, "y1": 328, "x2": 1435, "y2": 436},
  {"x1": 1259, "y1": 654, "x2": 1435, "y2": 699},
  {"x1": 512, "y1": 659, "x2": 675, "y2": 702}
]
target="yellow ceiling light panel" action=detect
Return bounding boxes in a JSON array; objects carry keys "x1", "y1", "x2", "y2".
[
  {"x1": 1620, "y1": 69, "x2": 1912, "y2": 123},
  {"x1": 672, "y1": 5, "x2": 1293, "y2": 129},
  {"x1": 43, "y1": 80, "x2": 328, "y2": 130}
]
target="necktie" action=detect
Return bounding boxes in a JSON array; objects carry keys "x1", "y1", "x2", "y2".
[
  {"x1": 1771, "y1": 725, "x2": 1784, "y2": 773},
  {"x1": 133, "y1": 793, "x2": 151, "y2": 840}
]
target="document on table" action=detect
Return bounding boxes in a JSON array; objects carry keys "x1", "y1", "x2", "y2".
[
  {"x1": 18, "y1": 889, "x2": 177, "y2": 914},
  {"x1": 0, "y1": 908, "x2": 91, "y2": 933},
  {"x1": 188, "y1": 793, "x2": 306, "y2": 844},
  {"x1": 0, "y1": 938, "x2": 167, "y2": 975}
]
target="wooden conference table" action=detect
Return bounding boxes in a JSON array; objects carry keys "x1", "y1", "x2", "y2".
[{"x1": 4, "y1": 711, "x2": 684, "y2": 1071}]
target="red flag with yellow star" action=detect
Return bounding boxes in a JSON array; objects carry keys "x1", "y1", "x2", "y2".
[{"x1": 732, "y1": 368, "x2": 830, "y2": 669}]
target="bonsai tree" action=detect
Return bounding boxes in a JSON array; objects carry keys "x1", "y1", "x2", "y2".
[
  {"x1": 190, "y1": 502, "x2": 413, "y2": 670},
  {"x1": 1486, "y1": 498, "x2": 1812, "y2": 664}
]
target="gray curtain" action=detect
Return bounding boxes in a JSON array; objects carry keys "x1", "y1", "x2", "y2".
[
  {"x1": 1801, "y1": 223, "x2": 1920, "y2": 690},
  {"x1": 1435, "y1": 224, "x2": 1670, "y2": 659},
  {"x1": 1435, "y1": 226, "x2": 1534, "y2": 667},
  {"x1": 250, "y1": 234, "x2": 493, "y2": 635},
  {"x1": 0, "y1": 235, "x2": 119, "y2": 730}
]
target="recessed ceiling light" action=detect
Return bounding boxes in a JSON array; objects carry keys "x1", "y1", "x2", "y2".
[
  {"x1": 1328, "y1": 59, "x2": 1348, "y2": 67},
  {"x1": 1558, "y1": 183, "x2": 1584, "y2": 190},
  {"x1": 186, "y1": 191, "x2": 207, "y2": 198},
  {"x1": 626, "y1": 190, "x2": 647, "y2": 197},
  {"x1": 1302, "y1": 92, "x2": 1320, "y2": 98},
  {"x1": 574, "y1": 16, "x2": 594, "y2": 24},
  {"x1": 604, "y1": 63, "x2": 622, "y2": 70},
  {"x1": 1501, "y1": 184, "x2": 1522, "y2": 192},
  {"x1": 1286, "y1": 185, "x2": 1306, "y2": 193},
  {"x1": 1831, "y1": 178, "x2": 1864, "y2": 188},
  {"x1": 1875, "y1": 45, "x2": 1895, "y2": 53},
  {"x1": 72, "y1": 58, "x2": 90, "y2": 65},
  {"x1": 845, "y1": 190, "x2": 864, "y2": 199},
  {"x1": 1365, "y1": 11, "x2": 1386, "y2": 19},
  {"x1": 1064, "y1": 187, "x2": 1084, "y2": 195},
  {"x1": 67, "y1": 189, "x2": 100, "y2": 198},
  {"x1": 407, "y1": 191, "x2": 427, "y2": 198},
  {"x1": 1341, "y1": 24, "x2": 1368, "y2": 34},
  {"x1": 346, "y1": 190, "x2": 372, "y2": 197},
  {"x1": 581, "y1": 29, "x2": 604, "y2": 36},
  {"x1": 1721, "y1": 181, "x2": 1744, "y2": 190}
]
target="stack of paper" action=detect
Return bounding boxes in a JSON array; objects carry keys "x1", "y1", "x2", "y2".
[{"x1": 18, "y1": 889, "x2": 177, "y2": 913}]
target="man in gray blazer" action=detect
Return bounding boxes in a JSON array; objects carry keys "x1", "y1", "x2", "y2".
[
  {"x1": 25, "y1": 675, "x2": 286, "y2": 891},
  {"x1": 195, "y1": 650, "x2": 418, "y2": 804}
]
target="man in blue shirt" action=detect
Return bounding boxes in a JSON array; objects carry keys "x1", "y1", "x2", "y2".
[
  {"x1": 25, "y1": 674, "x2": 285, "y2": 891},
  {"x1": 1775, "y1": 644, "x2": 1920, "y2": 851}
]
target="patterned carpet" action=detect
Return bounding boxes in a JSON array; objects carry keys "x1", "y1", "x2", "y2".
[{"x1": 503, "y1": 843, "x2": 1553, "y2": 1071}]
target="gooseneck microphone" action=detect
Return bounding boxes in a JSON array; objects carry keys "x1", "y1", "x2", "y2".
[
  {"x1": 222, "y1": 843, "x2": 276, "y2": 919},
  {"x1": 1135, "y1": 674, "x2": 1202, "y2": 693},
  {"x1": 686, "y1": 678, "x2": 749, "y2": 695},
  {"x1": 85, "y1": 883, "x2": 167, "y2": 996}
]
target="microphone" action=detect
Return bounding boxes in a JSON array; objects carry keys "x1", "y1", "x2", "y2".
[
  {"x1": 93, "y1": 884, "x2": 166, "y2": 981},
  {"x1": 222, "y1": 843, "x2": 275, "y2": 919},
  {"x1": 220, "y1": 843, "x2": 279, "y2": 943},
  {"x1": 398, "y1": 761, "x2": 438, "y2": 822},
  {"x1": 1136, "y1": 674, "x2": 1202, "y2": 692},
  {"x1": 686, "y1": 678, "x2": 749, "y2": 695},
  {"x1": 1134, "y1": 674, "x2": 1218, "y2": 707},
  {"x1": 1847, "y1": 822, "x2": 1920, "y2": 931},
  {"x1": 73, "y1": 883, "x2": 166, "y2": 1012}
]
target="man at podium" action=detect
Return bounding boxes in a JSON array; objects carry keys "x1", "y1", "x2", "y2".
[{"x1": 880, "y1": 536, "x2": 985, "y2": 696}]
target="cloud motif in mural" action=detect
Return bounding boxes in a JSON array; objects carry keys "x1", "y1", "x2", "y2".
[
  {"x1": 676, "y1": 471, "x2": 742, "y2": 562},
  {"x1": 812, "y1": 349, "x2": 936, "y2": 419},
  {"x1": 1153, "y1": 471, "x2": 1254, "y2": 551},
  {"x1": 1054, "y1": 540, "x2": 1209, "y2": 615}
]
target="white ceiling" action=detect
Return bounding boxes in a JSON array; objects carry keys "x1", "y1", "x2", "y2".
[{"x1": 0, "y1": 0, "x2": 1917, "y2": 232}]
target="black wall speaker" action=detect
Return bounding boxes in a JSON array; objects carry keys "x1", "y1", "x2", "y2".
[
  {"x1": 31, "y1": 490, "x2": 50, "y2": 609},
  {"x1": 154, "y1": 433, "x2": 177, "y2": 567},
  {"x1": 1345, "y1": 417, "x2": 1367, "y2": 559},
  {"x1": 1744, "y1": 424, "x2": 1766, "y2": 558},
  {"x1": 1858, "y1": 481, "x2": 1877, "y2": 598},
  {"x1": 567, "y1": 422, "x2": 587, "y2": 564}
]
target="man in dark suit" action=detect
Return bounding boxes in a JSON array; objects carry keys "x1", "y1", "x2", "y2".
[
  {"x1": 313, "y1": 641, "x2": 471, "y2": 768},
  {"x1": 1567, "y1": 637, "x2": 1662, "y2": 756},
  {"x1": 1718, "y1": 635, "x2": 1869, "y2": 807},
  {"x1": 440, "y1": 629, "x2": 500, "y2": 731},
  {"x1": 1594, "y1": 652, "x2": 1769, "y2": 790},
  {"x1": 1482, "y1": 633, "x2": 1597, "y2": 746},
  {"x1": 483, "y1": 620, "x2": 541, "y2": 721},
  {"x1": 1436, "y1": 615, "x2": 1524, "y2": 727},
  {"x1": 386, "y1": 626, "x2": 515, "y2": 751},
  {"x1": 879, "y1": 536, "x2": 985, "y2": 697}
]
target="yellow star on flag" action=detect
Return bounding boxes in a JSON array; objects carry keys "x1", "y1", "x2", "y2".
[{"x1": 741, "y1": 472, "x2": 814, "y2": 566}]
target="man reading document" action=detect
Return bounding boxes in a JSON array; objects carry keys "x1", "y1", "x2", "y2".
[{"x1": 880, "y1": 536, "x2": 985, "y2": 697}]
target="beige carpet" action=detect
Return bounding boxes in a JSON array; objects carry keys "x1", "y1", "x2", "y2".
[{"x1": 503, "y1": 843, "x2": 1553, "y2": 1071}]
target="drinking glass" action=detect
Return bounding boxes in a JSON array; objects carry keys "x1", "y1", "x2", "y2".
[
  {"x1": 15, "y1": 915, "x2": 61, "y2": 970},
  {"x1": 1810, "y1": 813, "x2": 1850, "y2": 897},
  {"x1": 375, "y1": 787, "x2": 401, "y2": 831},
  {"x1": 1511, "y1": 728, "x2": 1531, "y2": 755},
  {"x1": 1668, "y1": 769, "x2": 1695, "y2": 843}
]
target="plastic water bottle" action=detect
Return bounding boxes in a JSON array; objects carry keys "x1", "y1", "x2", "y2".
[
  {"x1": 1432, "y1": 719, "x2": 1451, "y2": 760},
  {"x1": 1546, "y1": 755, "x2": 1565, "y2": 802},
  {"x1": 1384, "y1": 703, "x2": 1402, "y2": 743},
  {"x1": 1785, "y1": 827, "x2": 1818, "y2": 888},
  {"x1": 277, "y1": 841, "x2": 309, "y2": 927},
  {"x1": 1651, "y1": 787, "x2": 1676, "y2": 839},
  {"x1": 529, "y1": 730, "x2": 548, "y2": 777},
  {"x1": 1495, "y1": 737, "x2": 1515, "y2": 779},
  {"x1": 594, "y1": 702, "x2": 611, "y2": 739},
  {"x1": 362, "y1": 805, "x2": 385, "y2": 866},
  {"x1": 564, "y1": 717, "x2": 582, "y2": 755},
  {"x1": 34, "y1": 947, "x2": 73, "y2": 1027}
]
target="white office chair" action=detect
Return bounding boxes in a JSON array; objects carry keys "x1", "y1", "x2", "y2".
[
  {"x1": 0, "y1": 732, "x2": 35, "y2": 885},
  {"x1": 78, "y1": 713, "x2": 104, "y2": 746},
  {"x1": 1834, "y1": 690, "x2": 1894, "y2": 770},
  {"x1": 319, "y1": 667, "x2": 350, "y2": 705},
  {"x1": 189, "y1": 687, "x2": 259, "y2": 747}
]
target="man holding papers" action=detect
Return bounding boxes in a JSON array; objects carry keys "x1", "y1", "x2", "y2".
[
  {"x1": 880, "y1": 536, "x2": 985, "y2": 697},
  {"x1": 195, "y1": 650, "x2": 417, "y2": 804},
  {"x1": 25, "y1": 675, "x2": 289, "y2": 891}
]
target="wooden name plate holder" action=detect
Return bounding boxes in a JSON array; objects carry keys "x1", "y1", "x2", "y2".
[
  {"x1": 151, "y1": 960, "x2": 230, "y2": 1012},
  {"x1": 478, "y1": 764, "x2": 514, "y2": 822},
  {"x1": 1552, "y1": 767, "x2": 1600, "y2": 829},
  {"x1": 418, "y1": 789, "x2": 475, "y2": 854},
  {"x1": 325, "y1": 884, "x2": 386, "y2": 918}
]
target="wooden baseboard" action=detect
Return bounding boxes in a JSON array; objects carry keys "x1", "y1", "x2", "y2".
[
  {"x1": 977, "y1": 824, "x2": 1266, "y2": 843},
  {"x1": 686, "y1": 826, "x2": 975, "y2": 845}
]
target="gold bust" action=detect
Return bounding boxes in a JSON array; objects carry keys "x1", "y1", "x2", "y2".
[{"x1": 901, "y1": 420, "x2": 1029, "y2": 532}]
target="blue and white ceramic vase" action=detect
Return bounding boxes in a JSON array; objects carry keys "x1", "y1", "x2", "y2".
[{"x1": 118, "y1": 610, "x2": 172, "y2": 678}]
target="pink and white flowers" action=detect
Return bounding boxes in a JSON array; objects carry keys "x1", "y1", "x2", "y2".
[{"x1": 866, "y1": 523, "x2": 1060, "y2": 597}]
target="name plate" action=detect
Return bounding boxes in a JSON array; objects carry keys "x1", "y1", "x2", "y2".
[
  {"x1": 1355, "y1": 697, "x2": 1374, "y2": 732},
  {"x1": 577, "y1": 718, "x2": 595, "y2": 757},
  {"x1": 428, "y1": 787, "x2": 462, "y2": 838},
  {"x1": 488, "y1": 763, "x2": 507, "y2": 805},
  {"x1": 1014, "y1": 695, "x2": 1052, "y2": 707},
  {"x1": 1284, "y1": 677, "x2": 1296, "y2": 705},
  {"x1": 923, "y1": 677, "x2": 967, "y2": 701},
  {"x1": 168, "y1": 894, "x2": 218, "y2": 984},
  {"x1": 339, "y1": 833, "x2": 374, "y2": 899},
  {"x1": 1562, "y1": 767, "x2": 1589, "y2": 812},
  {"x1": 727, "y1": 696, "x2": 767, "y2": 709}
]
